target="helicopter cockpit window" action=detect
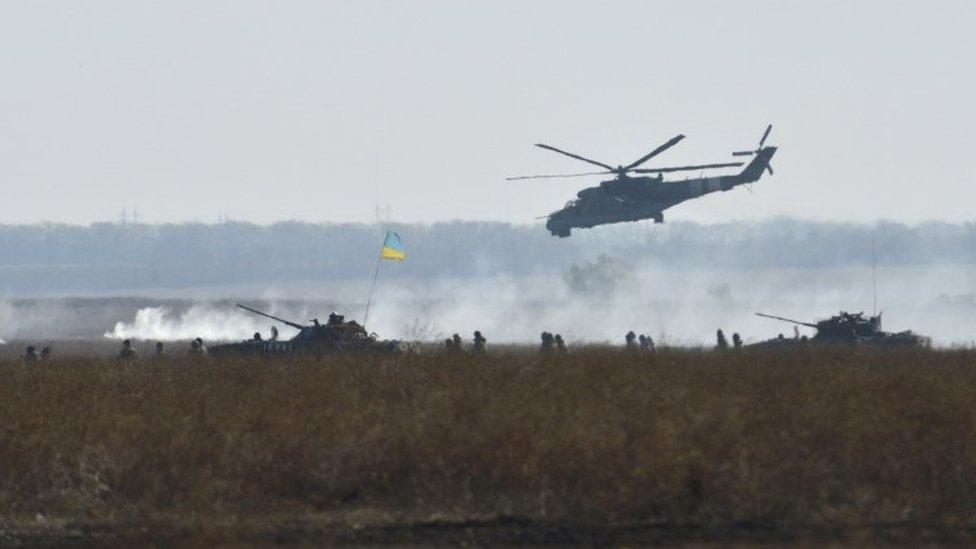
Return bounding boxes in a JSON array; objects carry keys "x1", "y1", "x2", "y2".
[{"x1": 565, "y1": 199, "x2": 579, "y2": 209}]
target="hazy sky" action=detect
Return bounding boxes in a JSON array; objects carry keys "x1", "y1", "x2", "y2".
[{"x1": 1, "y1": 1, "x2": 973, "y2": 226}]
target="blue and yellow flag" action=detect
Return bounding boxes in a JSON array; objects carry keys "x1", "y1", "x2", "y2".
[{"x1": 380, "y1": 230, "x2": 406, "y2": 261}]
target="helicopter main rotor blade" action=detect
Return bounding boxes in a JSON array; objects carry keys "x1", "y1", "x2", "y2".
[
  {"x1": 732, "y1": 151, "x2": 755, "y2": 156},
  {"x1": 505, "y1": 170, "x2": 614, "y2": 181},
  {"x1": 533, "y1": 144, "x2": 615, "y2": 171},
  {"x1": 758, "y1": 124, "x2": 773, "y2": 148},
  {"x1": 624, "y1": 134, "x2": 685, "y2": 170},
  {"x1": 633, "y1": 161, "x2": 743, "y2": 174}
]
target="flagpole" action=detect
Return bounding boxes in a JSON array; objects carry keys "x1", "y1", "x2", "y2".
[{"x1": 363, "y1": 245, "x2": 384, "y2": 327}]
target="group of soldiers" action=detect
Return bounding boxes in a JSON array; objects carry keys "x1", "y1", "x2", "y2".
[
  {"x1": 21, "y1": 338, "x2": 211, "y2": 364},
  {"x1": 22, "y1": 345, "x2": 52, "y2": 364},
  {"x1": 539, "y1": 332, "x2": 568, "y2": 354},
  {"x1": 624, "y1": 331, "x2": 656, "y2": 352},
  {"x1": 445, "y1": 331, "x2": 487, "y2": 355},
  {"x1": 715, "y1": 329, "x2": 744, "y2": 349},
  {"x1": 115, "y1": 338, "x2": 209, "y2": 361},
  {"x1": 20, "y1": 327, "x2": 750, "y2": 364},
  {"x1": 445, "y1": 330, "x2": 573, "y2": 356}
]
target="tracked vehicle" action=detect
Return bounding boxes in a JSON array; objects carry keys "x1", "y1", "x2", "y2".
[
  {"x1": 753, "y1": 311, "x2": 931, "y2": 348},
  {"x1": 209, "y1": 304, "x2": 399, "y2": 358}
]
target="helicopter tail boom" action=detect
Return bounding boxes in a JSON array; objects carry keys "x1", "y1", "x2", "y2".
[{"x1": 735, "y1": 146, "x2": 777, "y2": 184}]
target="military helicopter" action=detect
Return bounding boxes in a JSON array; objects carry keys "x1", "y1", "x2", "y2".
[{"x1": 508, "y1": 125, "x2": 777, "y2": 237}]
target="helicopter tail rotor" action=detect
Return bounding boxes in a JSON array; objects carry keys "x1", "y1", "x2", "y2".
[
  {"x1": 733, "y1": 124, "x2": 773, "y2": 156},
  {"x1": 732, "y1": 124, "x2": 775, "y2": 176}
]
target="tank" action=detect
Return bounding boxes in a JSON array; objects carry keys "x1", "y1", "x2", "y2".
[
  {"x1": 752, "y1": 311, "x2": 931, "y2": 348},
  {"x1": 209, "y1": 304, "x2": 399, "y2": 358}
]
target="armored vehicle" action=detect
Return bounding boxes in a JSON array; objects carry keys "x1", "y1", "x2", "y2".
[
  {"x1": 209, "y1": 304, "x2": 399, "y2": 358},
  {"x1": 753, "y1": 311, "x2": 931, "y2": 348}
]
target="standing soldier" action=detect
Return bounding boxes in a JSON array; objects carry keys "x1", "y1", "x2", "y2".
[
  {"x1": 640, "y1": 334, "x2": 656, "y2": 352},
  {"x1": 195, "y1": 337, "x2": 208, "y2": 356},
  {"x1": 625, "y1": 331, "x2": 638, "y2": 351},
  {"x1": 716, "y1": 329, "x2": 729, "y2": 350},
  {"x1": 153, "y1": 341, "x2": 166, "y2": 359},
  {"x1": 270, "y1": 326, "x2": 279, "y2": 341},
  {"x1": 540, "y1": 331, "x2": 554, "y2": 354},
  {"x1": 554, "y1": 334, "x2": 567, "y2": 354},
  {"x1": 732, "y1": 333, "x2": 743, "y2": 349},
  {"x1": 118, "y1": 339, "x2": 137, "y2": 361},
  {"x1": 451, "y1": 333, "x2": 462, "y2": 352},
  {"x1": 24, "y1": 346, "x2": 40, "y2": 365},
  {"x1": 472, "y1": 330, "x2": 487, "y2": 355}
]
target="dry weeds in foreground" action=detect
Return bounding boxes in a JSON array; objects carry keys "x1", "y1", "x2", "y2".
[{"x1": 2, "y1": 347, "x2": 976, "y2": 543}]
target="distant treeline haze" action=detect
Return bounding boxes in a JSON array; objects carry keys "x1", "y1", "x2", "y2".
[{"x1": 0, "y1": 219, "x2": 975, "y2": 294}]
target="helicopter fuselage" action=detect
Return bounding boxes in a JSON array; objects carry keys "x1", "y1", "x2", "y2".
[{"x1": 546, "y1": 146, "x2": 776, "y2": 237}]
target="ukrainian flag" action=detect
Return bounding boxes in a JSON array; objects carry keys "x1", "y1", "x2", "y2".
[{"x1": 380, "y1": 230, "x2": 406, "y2": 261}]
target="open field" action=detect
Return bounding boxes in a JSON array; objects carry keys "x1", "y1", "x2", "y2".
[{"x1": 3, "y1": 347, "x2": 976, "y2": 545}]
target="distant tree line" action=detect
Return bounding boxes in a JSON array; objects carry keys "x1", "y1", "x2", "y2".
[{"x1": 0, "y1": 219, "x2": 974, "y2": 294}]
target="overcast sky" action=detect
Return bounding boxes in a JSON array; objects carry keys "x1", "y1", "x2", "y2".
[{"x1": 0, "y1": 1, "x2": 973, "y2": 226}]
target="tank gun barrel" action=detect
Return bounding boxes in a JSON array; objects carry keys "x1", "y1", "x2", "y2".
[
  {"x1": 754, "y1": 312, "x2": 818, "y2": 329},
  {"x1": 236, "y1": 304, "x2": 306, "y2": 331}
]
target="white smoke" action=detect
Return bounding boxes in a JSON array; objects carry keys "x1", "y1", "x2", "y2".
[
  {"x1": 0, "y1": 298, "x2": 13, "y2": 343},
  {"x1": 59, "y1": 262, "x2": 976, "y2": 348},
  {"x1": 360, "y1": 262, "x2": 976, "y2": 347},
  {"x1": 104, "y1": 305, "x2": 289, "y2": 341}
]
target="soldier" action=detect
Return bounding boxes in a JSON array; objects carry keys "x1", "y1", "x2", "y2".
[
  {"x1": 472, "y1": 330, "x2": 487, "y2": 355},
  {"x1": 640, "y1": 334, "x2": 655, "y2": 352},
  {"x1": 452, "y1": 333, "x2": 462, "y2": 351},
  {"x1": 24, "y1": 345, "x2": 39, "y2": 365},
  {"x1": 444, "y1": 337, "x2": 455, "y2": 352},
  {"x1": 625, "y1": 331, "x2": 637, "y2": 350},
  {"x1": 195, "y1": 337, "x2": 208, "y2": 355},
  {"x1": 118, "y1": 339, "x2": 137, "y2": 361},
  {"x1": 270, "y1": 326, "x2": 279, "y2": 341},
  {"x1": 732, "y1": 332, "x2": 743, "y2": 349},
  {"x1": 188, "y1": 338, "x2": 207, "y2": 357},
  {"x1": 253, "y1": 332, "x2": 263, "y2": 341},
  {"x1": 554, "y1": 333, "x2": 567, "y2": 354},
  {"x1": 540, "y1": 331, "x2": 554, "y2": 354},
  {"x1": 716, "y1": 329, "x2": 728, "y2": 350},
  {"x1": 153, "y1": 341, "x2": 166, "y2": 359}
]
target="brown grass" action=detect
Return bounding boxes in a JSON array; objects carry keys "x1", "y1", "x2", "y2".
[{"x1": 2, "y1": 346, "x2": 976, "y2": 543}]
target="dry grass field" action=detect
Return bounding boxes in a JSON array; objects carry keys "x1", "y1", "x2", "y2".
[{"x1": 2, "y1": 345, "x2": 976, "y2": 544}]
